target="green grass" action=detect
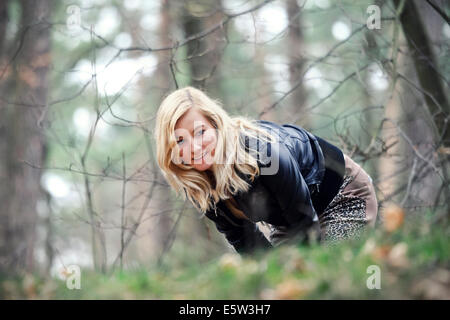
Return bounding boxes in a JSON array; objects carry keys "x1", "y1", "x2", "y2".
[{"x1": 1, "y1": 213, "x2": 449, "y2": 299}]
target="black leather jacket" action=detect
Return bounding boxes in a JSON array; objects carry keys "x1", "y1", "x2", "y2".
[{"x1": 204, "y1": 120, "x2": 345, "y2": 254}]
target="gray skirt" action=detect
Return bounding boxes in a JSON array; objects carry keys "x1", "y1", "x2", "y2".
[{"x1": 266, "y1": 155, "x2": 378, "y2": 246}]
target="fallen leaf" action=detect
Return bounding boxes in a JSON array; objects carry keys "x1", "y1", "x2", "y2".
[
  {"x1": 219, "y1": 253, "x2": 242, "y2": 271},
  {"x1": 371, "y1": 245, "x2": 392, "y2": 261},
  {"x1": 285, "y1": 256, "x2": 307, "y2": 273},
  {"x1": 242, "y1": 260, "x2": 260, "y2": 275},
  {"x1": 387, "y1": 242, "x2": 410, "y2": 268},
  {"x1": 383, "y1": 205, "x2": 405, "y2": 232},
  {"x1": 22, "y1": 274, "x2": 37, "y2": 299},
  {"x1": 259, "y1": 288, "x2": 276, "y2": 300},
  {"x1": 361, "y1": 238, "x2": 377, "y2": 255},
  {"x1": 60, "y1": 267, "x2": 72, "y2": 279},
  {"x1": 280, "y1": 247, "x2": 307, "y2": 273},
  {"x1": 274, "y1": 278, "x2": 312, "y2": 299}
]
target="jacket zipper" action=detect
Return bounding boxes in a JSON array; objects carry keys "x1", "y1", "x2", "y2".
[{"x1": 213, "y1": 202, "x2": 218, "y2": 217}]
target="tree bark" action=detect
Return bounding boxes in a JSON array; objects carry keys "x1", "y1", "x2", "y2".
[
  {"x1": 286, "y1": 0, "x2": 308, "y2": 126},
  {"x1": 0, "y1": 0, "x2": 51, "y2": 274},
  {"x1": 181, "y1": 0, "x2": 225, "y2": 91},
  {"x1": 178, "y1": 0, "x2": 226, "y2": 248},
  {"x1": 0, "y1": 0, "x2": 8, "y2": 55},
  {"x1": 393, "y1": 0, "x2": 450, "y2": 212},
  {"x1": 135, "y1": 0, "x2": 175, "y2": 262},
  {"x1": 393, "y1": 0, "x2": 449, "y2": 146}
]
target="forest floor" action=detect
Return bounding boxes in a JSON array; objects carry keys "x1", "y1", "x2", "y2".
[{"x1": 1, "y1": 208, "x2": 449, "y2": 299}]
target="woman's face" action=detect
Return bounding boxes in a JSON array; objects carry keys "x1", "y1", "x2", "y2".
[{"x1": 174, "y1": 107, "x2": 217, "y2": 172}]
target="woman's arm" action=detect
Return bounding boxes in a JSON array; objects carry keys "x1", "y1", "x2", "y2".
[
  {"x1": 204, "y1": 209, "x2": 272, "y2": 254},
  {"x1": 258, "y1": 138, "x2": 319, "y2": 240}
]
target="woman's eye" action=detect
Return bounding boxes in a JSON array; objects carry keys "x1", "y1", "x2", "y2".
[
  {"x1": 196, "y1": 129, "x2": 205, "y2": 136},
  {"x1": 176, "y1": 138, "x2": 184, "y2": 145}
]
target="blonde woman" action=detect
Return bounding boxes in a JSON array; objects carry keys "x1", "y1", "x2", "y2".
[{"x1": 155, "y1": 86, "x2": 378, "y2": 254}]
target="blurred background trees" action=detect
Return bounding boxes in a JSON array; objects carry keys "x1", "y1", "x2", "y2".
[{"x1": 0, "y1": 0, "x2": 448, "y2": 280}]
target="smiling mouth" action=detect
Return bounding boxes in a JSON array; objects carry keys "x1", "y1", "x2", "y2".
[{"x1": 192, "y1": 151, "x2": 208, "y2": 161}]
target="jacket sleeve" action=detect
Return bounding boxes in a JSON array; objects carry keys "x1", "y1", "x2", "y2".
[
  {"x1": 204, "y1": 209, "x2": 272, "y2": 254},
  {"x1": 258, "y1": 138, "x2": 319, "y2": 241}
]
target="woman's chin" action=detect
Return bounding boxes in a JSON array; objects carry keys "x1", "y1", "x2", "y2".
[{"x1": 193, "y1": 162, "x2": 213, "y2": 172}]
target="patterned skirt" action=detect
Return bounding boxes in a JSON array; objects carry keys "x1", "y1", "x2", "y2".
[{"x1": 267, "y1": 155, "x2": 378, "y2": 246}]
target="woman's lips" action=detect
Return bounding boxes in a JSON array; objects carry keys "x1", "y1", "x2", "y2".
[{"x1": 192, "y1": 150, "x2": 208, "y2": 161}]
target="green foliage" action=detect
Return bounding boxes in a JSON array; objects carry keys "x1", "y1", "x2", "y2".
[{"x1": 1, "y1": 214, "x2": 448, "y2": 299}]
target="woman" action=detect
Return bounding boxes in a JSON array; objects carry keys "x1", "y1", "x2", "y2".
[{"x1": 155, "y1": 86, "x2": 378, "y2": 254}]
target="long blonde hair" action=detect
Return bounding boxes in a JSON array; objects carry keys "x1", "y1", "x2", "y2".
[{"x1": 154, "y1": 86, "x2": 276, "y2": 213}]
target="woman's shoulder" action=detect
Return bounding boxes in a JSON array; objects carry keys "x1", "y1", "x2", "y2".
[
  {"x1": 238, "y1": 139, "x2": 295, "y2": 180},
  {"x1": 255, "y1": 120, "x2": 312, "y2": 145}
]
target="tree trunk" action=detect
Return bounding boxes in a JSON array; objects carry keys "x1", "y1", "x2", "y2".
[
  {"x1": 181, "y1": 0, "x2": 226, "y2": 92},
  {"x1": 254, "y1": 10, "x2": 275, "y2": 122},
  {"x1": 0, "y1": 0, "x2": 51, "y2": 274},
  {"x1": 135, "y1": 0, "x2": 175, "y2": 263},
  {"x1": 393, "y1": 0, "x2": 449, "y2": 146},
  {"x1": 179, "y1": 0, "x2": 226, "y2": 248},
  {"x1": 393, "y1": 0, "x2": 449, "y2": 210},
  {"x1": 149, "y1": 0, "x2": 175, "y2": 262},
  {"x1": 402, "y1": 0, "x2": 448, "y2": 211},
  {"x1": 0, "y1": 1, "x2": 8, "y2": 55},
  {"x1": 182, "y1": 1, "x2": 208, "y2": 89},
  {"x1": 286, "y1": 0, "x2": 308, "y2": 126}
]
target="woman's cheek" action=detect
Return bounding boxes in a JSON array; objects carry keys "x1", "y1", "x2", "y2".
[
  {"x1": 177, "y1": 146, "x2": 188, "y2": 164},
  {"x1": 203, "y1": 131, "x2": 217, "y2": 147},
  {"x1": 182, "y1": 146, "x2": 191, "y2": 163}
]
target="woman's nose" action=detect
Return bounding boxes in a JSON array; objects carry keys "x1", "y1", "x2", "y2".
[{"x1": 192, "y1": 140, "x2": 203, "y2": 154}]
